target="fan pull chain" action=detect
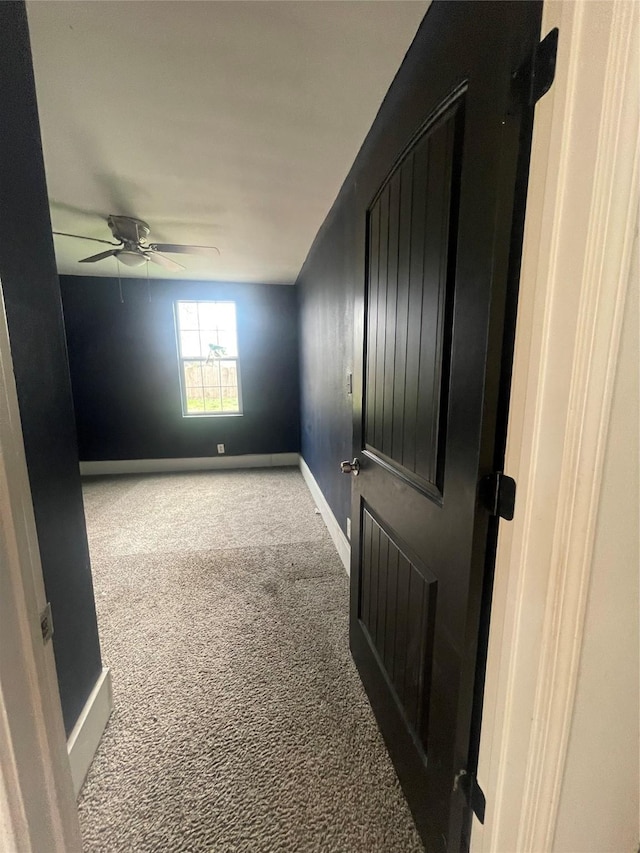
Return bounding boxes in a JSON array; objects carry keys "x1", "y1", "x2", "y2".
[
  {"x1": 146, "y1": 261, "x2": 151, "y2": 302},
  {"x1": 116, "y1": 258, "x2": 124, "y2": 304}
]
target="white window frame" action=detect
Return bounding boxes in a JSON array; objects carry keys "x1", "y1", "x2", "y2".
[{"x1": 174, "y1": 300, "x2": 243, "y2": 418}]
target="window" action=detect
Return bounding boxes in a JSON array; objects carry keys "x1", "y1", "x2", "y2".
[{"x1": 175, "y1": 301, "x2": 242, "y2": 416}]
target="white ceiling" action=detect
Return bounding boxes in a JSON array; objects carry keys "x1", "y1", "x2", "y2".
[{"x1": 26, "y1": 1, "x2": 427, "y2": 283}]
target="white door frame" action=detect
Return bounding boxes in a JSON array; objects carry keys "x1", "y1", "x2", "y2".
[
  {"x1": 474, "y1": 1, "x2": 639, "y2": 850},
  {"x1": 0, "y1": 285, "x2": 82, "y2": 851}
]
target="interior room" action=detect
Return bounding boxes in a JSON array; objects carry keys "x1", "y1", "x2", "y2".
[{"x1": 0, "y1": 2, "x2": 637, "y2": 852}]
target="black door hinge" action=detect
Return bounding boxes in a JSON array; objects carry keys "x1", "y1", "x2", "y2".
[
  {"x1": 454, "y1": 769, "x2": 486, "y2": 824},
  {"x1": 479, "y1": 472, "x2": 516, "y2": 520},
  {"x1": 513, "y1": 27, "x2": 559, "y2": 106}
]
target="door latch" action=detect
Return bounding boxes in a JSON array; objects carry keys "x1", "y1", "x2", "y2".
[{"x1": 340, "y1": 458, "x2": 360, "y2": 476}]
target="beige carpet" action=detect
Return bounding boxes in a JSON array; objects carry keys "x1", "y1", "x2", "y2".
[{"x1": 78, "y1": 468, "x2": 423, "y2": 852}]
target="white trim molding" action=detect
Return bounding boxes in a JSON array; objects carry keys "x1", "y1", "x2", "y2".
[
  {"x1": 474, "y1": 2, "x2": 639, "y2": 851},
  {"x1": 299, "y1": 457, "x2": 351, "y2": 574},
  {"x1": 67, "y1": 668, "x2": 113, "y2": 798},
  {"x1": 80, "y1": 453, "x2": 299, "y2": 477},
  {"x1": 0, "y1": 294, "x2": 82, "y2": 850}
]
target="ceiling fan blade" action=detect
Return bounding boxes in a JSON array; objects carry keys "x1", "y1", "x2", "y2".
[
  {"x1": 78, "y1": 249, "x2": 119, "y2": 263},
  {"x1": 53, "y1": 231, "x2": 121, "y2": 246},
  {"x1": 148, "y1": 243, "x2": 220, "y2": 256},
  {"x1": 147, "y1": 251, "x2": 186, "y2": 272}
]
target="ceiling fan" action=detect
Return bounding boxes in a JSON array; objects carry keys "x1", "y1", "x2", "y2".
[{"x1": 53, "y1": 215, "x2": 220, "y2": 272}]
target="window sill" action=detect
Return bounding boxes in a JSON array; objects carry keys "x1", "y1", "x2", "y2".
[{"x1": 181, "y1": 412, "x2": 244, "y2": 419}]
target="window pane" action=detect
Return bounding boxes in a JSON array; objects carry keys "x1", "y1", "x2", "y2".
[
  {"x1": 201, "y1": 361, "x2": 220, "y2": 386},
  {"x1": 221, "y1": 303, "x2": 236, "y2": 329},
  {"x1": 221, "y1": 387, "x2": 239, "y2": 411},
  {"x1": 186, "y1": 393, "x2": 205, "y2": 414},
  {"x1": 202, "y1": 332, "x2": 229, "y2": 359},
  {"x1": 204, "y1": 301, "x2": 235, "y2": 331},
  {"x1": 203, "y1": 387, "x2": 222, "y2": 412},
  {"x1": 218, "y1": 330, "x2": 238, "y2": 358},
  {"x1": 220, "y1": 360, "x2": 238, "y2": 385},
  {"x1": 196, "y1": 302, "x2": 221, "y2": 330},
  {"x1": 180, "y1": 330, "x2": 201, "y2": 357},
  {"x1": 196, "y1": 332, "x2": 215, "y2": 358},
  {"x1": 183, "y1": 361, "x2": 203, "y2": 391},
  {"x1": 178, "y1": 302, "x2": 199, "y2": 330}
]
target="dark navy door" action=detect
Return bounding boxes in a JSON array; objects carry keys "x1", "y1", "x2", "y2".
[{"x1": 349, "y1": 3, "x2": 543, "y2": 850}]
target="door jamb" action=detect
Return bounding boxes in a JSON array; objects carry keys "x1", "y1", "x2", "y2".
[
  {"x1": 473, "y1": 1, "x2": 639, "y2": 850},
  {"x1": 0, "y1": 289, "x2": 82, "y2": 851}
]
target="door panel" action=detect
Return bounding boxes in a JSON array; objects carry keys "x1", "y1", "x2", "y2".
[
  {"x1": 365, "y1": 99, "x2": 462, "y2": 499},
  {"x1": 350, "y1": 3, "x2": 543, "y2": 851},
  {"x1": 360, "y1": 507, "x2": 437, "y2": 750}
]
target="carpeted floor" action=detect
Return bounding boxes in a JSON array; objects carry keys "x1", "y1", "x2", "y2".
[{"x1": 78, "y1": 468, "x2": 424, "y2": 852}]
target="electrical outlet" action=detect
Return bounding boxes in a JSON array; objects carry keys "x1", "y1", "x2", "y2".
[
  {"x1": 217, "y1": 443, "x2": 225, "y2": 454},
  {"x1": 346, "y1": 517, "x2": 351, "y2": 541}
]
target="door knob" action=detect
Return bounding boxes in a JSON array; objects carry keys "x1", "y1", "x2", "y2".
[{"x1": 340, "y1": 458, "x2": 361, "y2": 476}]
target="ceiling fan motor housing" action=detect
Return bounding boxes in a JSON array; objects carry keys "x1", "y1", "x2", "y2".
[{"x1": 107, "y1": 215, "x2": 150, "y2": 244}]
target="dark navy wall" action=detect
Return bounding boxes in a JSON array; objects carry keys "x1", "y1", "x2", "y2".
[
  {"x1": 297, "y1": 196, "x2": 356, "y2": 536},
  {"x1": 297, "y1": 6, "x2": 440, "y2": 534},
  {"x1": 60, "y1": 276, "x2": 300, "y2": 461},
  {"x1": 0, "y1": 1, "x2": 102, "y2": 735}
]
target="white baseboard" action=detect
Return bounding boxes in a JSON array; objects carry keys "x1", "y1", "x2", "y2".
[
  {"x1": 67, "y1": 667, "x2": 113, "y2": 797},
  {"x1": 80, "y1": 453, "x2": 299, "y2": 476},
  {"x1": 299, "y1": 457, "x2": 351, "y2": 575}
]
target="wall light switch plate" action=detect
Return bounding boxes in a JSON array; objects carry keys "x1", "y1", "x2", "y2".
[
  {"x1": 217, "y1": 444, "x2": 225, "y2": 454},
  {"x1": 346, "y1": 517, "x2": 351, "y2": 541},
  {"x1": 346, "y1": 371, "x2": 353, "y2": 395}
]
